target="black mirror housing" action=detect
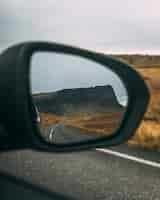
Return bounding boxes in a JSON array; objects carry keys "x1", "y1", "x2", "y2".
[{"x1": 0, "y1": 41, "x2": 150, "y2": 152}]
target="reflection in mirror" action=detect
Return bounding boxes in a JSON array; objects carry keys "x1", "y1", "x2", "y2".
[{"x1": 31, "y1": 52, "x2": 128, "y2": 144}]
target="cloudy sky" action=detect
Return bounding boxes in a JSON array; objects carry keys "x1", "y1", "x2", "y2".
[
  {"x1": 31, "y1": 52, "x2": 128, "y2": 105},
  {"x1": 0, "y1": 0, "x2": 160, "y2": 54}
]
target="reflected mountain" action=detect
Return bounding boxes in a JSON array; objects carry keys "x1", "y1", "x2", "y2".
[
  {"x1": 33, "y1": 85, "x2": 125, "y2": 115},
  {"x1": 33, "y1": 85, "x2": 127, "y2": 142}
]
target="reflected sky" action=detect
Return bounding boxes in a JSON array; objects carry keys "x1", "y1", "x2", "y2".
[{"x1": 31, "y1": 53, "x2": 128, "y2": 106}]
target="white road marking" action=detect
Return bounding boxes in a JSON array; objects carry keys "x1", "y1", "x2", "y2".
[{"x1": 96, "y1": 148, "x2": 160, "y2": 169}]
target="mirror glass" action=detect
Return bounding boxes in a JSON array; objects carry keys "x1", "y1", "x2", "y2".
[{"x1": 30, "y1": 52, "x2": 128, "y2": 144}]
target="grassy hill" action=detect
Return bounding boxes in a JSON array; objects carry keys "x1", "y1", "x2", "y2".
[{"x1": 112, "y1": 54, "x2": 160, "y2": 67}]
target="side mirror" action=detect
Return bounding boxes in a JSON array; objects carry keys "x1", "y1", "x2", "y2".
[{"x1": 0, "y1": 42, "x2": 150, "y2": 152}]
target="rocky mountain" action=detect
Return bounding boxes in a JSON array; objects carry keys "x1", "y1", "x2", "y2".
[{"x1": 33, "y1": 85, "x2": 124, "y2": 115}]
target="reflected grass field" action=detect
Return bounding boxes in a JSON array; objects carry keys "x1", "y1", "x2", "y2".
[{"x1": 40, "y1": 112, "x2": 124, "y2": 136}]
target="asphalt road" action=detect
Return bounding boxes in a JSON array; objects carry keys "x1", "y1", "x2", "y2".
[
  {"x1": 44, "y1": 123, "x2": 98, "y2": 144},
  {"x1": 0, "y1": 123, "x2": 160, "y2": 199},
  {"x1": 0, "y1": 142, "x2": 160, "y2": 200}
]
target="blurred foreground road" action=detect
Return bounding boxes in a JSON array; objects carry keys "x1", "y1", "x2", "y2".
[{"x1": 0, "y1": 144, "x2": 160, "y2": 200}]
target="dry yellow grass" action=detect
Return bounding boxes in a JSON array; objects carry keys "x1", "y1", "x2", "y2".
[
  {"x1": 40, "y1": 112, "x2": 62, "y2": 127},
  {"x1": 128, "y1": 120, "x2": 160, "y2": 150},
  {"x1": 40, "y1": 112, "x2": 124, "y2": 136},
  {"x1": 63, "y1": 112, "x2": 123, "y2": 136}
]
